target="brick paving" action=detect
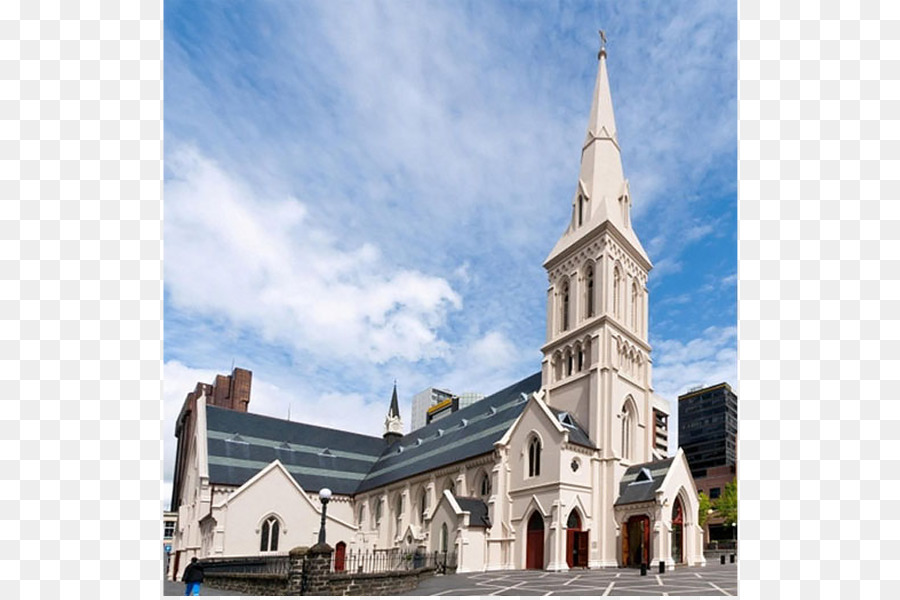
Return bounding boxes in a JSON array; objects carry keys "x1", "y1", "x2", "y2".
[{"x1": 403, "y1": 563, "x2": 738, "y2": 596}]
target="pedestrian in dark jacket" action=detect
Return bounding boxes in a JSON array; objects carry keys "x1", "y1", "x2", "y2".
[{"x1": 182, "y1": 557, "x2": 204, "y2": 596}]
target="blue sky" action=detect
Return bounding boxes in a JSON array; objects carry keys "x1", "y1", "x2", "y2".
[{"x1": 163, "y1": 1, "x2": 736, "y2": 506}]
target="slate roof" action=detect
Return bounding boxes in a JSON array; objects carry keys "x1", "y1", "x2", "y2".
[
  {"x1": 613, "y1": 457, "x2": 675, "y2": 506},
  {"x1": 204, "y1": 406, "x2": 385, "y2": 495},
  {"x1": 454, "y1": 496, "x2": 491, "y2": 528},
  {"x1": 203, "y1": 372, "x2": 544, "y2": 496},
  {"x1": 548, "y1": 408, "x2": 596, "y2": 449},
  {"x1": 355, "y1": 372, "x2": 542, "y2": 493}
]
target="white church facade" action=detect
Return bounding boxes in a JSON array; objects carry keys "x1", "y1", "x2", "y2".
[{"x1": 169, "y1": 42, "x2": 706, "y2": 579}]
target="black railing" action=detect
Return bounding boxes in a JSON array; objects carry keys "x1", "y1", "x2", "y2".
[
  {"x1": 332, "y1": 549, "x2": 457, "y2": 574},
  {"x1": 198, "y1": 553, "x2": 291, "y2": 577}
]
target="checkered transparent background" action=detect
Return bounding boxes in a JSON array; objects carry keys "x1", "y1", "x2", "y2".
[{"x1": 1, "y1": 1, "x2": 895, "y2": 598}]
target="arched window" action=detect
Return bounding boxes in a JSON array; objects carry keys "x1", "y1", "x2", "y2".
[
  {"x1": 621, "y1": 399, "x2": 636, "y2": 461},
  {"x1": 418, "y1": 490, "x2": 427, "y2": 525},
  {"x1": 553, "y1": 351, "x2": 563, "y2": 382},
  {"x1": 480, "y1": 473, "x2": 491, "y2": 498},
  {"x1": 578, "y1": 195, "x2": 584, "y2": 227},
  {"x1": 561, "y1": 279, "x2": 570, "y2": 332},
  {"x1": 566, "y1": 509, "x2": 581, "y2": 530},
  {"x1": 631, "y1": 281, "x2": 639, "y2": 331},
  {"x1": 528, "y1": 436, "x2": 542, "y2": 477},
  {"x1": 440, "y1": 523, "x2": 449, "y2": 553},
  {"x1": 358, "y1": 505, "x2": 365, "y2": 526},
  {"x1": 395, "y1": 494, "x2": 403, "y2": 532},
  {"x1": 613, "y1": 267, "x2": 621, "y2": 318},
  {"x1": 374, "y1": 497, "x2": 383, "y2": 525},
  {"x1": 575, "y1": 343, "x2": 584, "y2": 372},
  {"x1": 259, "y1": 516, "x2": 280, "y2": 552},
  {"x1": 585, "y1": 264, "x2": 595, "y2": 318},
  {"x1": 565, "y1": 347, "x2": 573, "y2": 376}
]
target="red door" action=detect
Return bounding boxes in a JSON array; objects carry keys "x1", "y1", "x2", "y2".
[
  {"x1": 526, "y1": 512, "x2": 544, "y2": 569},
  {"x1": 575, "y1": 531, "x2": 589, "y2": 567},
  {"x1": 566, "y1": 509, "x2": 582, "y2": 568},
  {"x1": 334, "y1": 541, "x2": 346, "y2": 572}
]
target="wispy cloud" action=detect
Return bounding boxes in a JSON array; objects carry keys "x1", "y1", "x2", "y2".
[
  {"x1": 163, "y1": 1, "x2": 737, "y2": 506},
  {"x1": 165, "y1": 148, "x2": 462, "y2": 364}
]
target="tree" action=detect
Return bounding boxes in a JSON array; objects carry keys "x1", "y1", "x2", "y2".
[
  {"x1": 714, "y1": 478, "x2": 737, "y2": 526},
  {"x1": 698, "y1": 492, "x2": 712, "y2": 528}
]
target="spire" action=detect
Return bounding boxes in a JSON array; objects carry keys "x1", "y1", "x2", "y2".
[
  {"x1": 384, "y1": 381, "x2": 403, "y2": 444},
  {"x1": 389, "y1": 381, "x2": 400, "y2": 418},
  {"x1": 545, "y1": 33, "x2": 650, "y2": 268}
]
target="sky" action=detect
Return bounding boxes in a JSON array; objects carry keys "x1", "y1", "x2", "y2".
[{"x1": 163, "y1": 0, "x2": 737, "y2": 509}]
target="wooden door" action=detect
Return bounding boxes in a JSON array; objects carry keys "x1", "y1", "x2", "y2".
[
  {"x1": 334, "y1": 541, "x2": 346, "y2": 572},
  {"x1": 526, "y1": 512, "x2": 544, "y2": 569},
  {"x1": 576, "y1": 531, "x2": 589, "y2": 567},
  {"x1": 566, "y1": 530, "x2": 575, "y2": 568}
]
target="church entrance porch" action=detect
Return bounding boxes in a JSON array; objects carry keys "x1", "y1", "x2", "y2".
[
  {"x1": 526, "y1": 512, "x2": 545, "y2": 569},
  {"x1": 622, "y1": 515, "x2": 651, "y2": 567}
]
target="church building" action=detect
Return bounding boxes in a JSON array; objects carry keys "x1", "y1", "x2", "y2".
[{"x1": 168, "y1": 41, "x2": 705, "y2": 578}]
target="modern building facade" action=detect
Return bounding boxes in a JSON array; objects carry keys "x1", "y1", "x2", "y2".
[
  {"x1": 677, "y1": 382, "x2": 737, "y2": 479},
  {"x1": 168, "y1": 41, "x2": 705, "y2": 578},
  {"x1": 677, "y1": 382, "x2": 738, "y2": 543},
  {"x1": 410, "y1": 387, "x2": 486, "y2": 431}
]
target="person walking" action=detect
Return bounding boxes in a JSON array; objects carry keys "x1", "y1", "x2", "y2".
[{"x1": 182, "y1": 557, "x2": 204, "y2": 596}]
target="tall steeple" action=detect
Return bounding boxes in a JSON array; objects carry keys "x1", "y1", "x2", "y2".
[
  {"x1": 540, "y1": 33, "x2": 655, "y2": 463},
  {"x1": 383, "y1": 381, "x2": 404, "y2": 445},
  {"x1": 545, "y1": 34, "x2": 650, "y2": 267}
]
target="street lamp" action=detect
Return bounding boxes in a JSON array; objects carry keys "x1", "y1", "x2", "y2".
[{"x1": 318, "y1": 488, "x2": 332, "y2": 545}]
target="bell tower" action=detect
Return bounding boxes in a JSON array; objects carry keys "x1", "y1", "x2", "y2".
[{"x1": 541, "y1": 35, "x2": 655, "y2": 467}]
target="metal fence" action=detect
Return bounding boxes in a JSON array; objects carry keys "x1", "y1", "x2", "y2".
[
  {"x1": 198, "y1": 553, "x2": 292, "y2": 577},
  {"x1": 332, "y1": 549, "x2": 457, "y2": 574}
]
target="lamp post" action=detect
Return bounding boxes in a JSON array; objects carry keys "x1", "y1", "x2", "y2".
[{"x1": 318, "y1": 488, "x2": 332, "y2": 545}]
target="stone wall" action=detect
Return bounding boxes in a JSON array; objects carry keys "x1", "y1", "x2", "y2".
[
  {"x1": 321, "y1": 567, "x2": 436, "y2": 596},
  {"x1": 203, "y1": 573, "x2": 289, "y2": 596},
  {"x1": 202, "y1": 544, "x2": 439, "y2": 596}
]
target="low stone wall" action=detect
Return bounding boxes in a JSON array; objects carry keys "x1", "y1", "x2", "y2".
[
  {"x1": 322, "y1": 567, "x2": 436, "y2": 596},
  {"x1": 203, "y1": 573, "x2": 290, "y2": 596},
  {"x1": 199, "y1": 545, "x2": 439, "y2": 596}
]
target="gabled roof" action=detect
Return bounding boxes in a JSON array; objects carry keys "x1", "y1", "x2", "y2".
[
  {"x1": 202, "y1": 372, "x2": 543, "y2": 496},
  {"x1": 548, "y1": 408, "x2": 597, "y2": 450},
  {"x1": 614, "y1": 457, "x2": 675, "y2": 506},
  {"x1": 454, "y1": 496, "x2": 491, "y2": 528},
  {"x1": 204, "y1": 406, "x2": 384, "y2": 495},
  {"x1": 356, "y1": 372, "x2": 542, "y2": 492}
]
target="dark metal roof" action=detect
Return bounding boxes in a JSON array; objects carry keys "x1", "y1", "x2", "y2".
[
  {"x1": 202, "y1": 372, "x2": 543, "y2": 496},
  {"x1": 454, "y1": 496, "x2": 491, "y2": 528},
  {"x1": 613, "y1": 457, "x2": 675, "y2": 506},
  {"x1": 204, "y1": 405, "x2": 385, "y2": 495},
  {"x1": 548, "y1": 408, "x2": 597, "y2": 449},
  {"x1": 356, "y1": 372, "x2": 542, "y2": 493}
]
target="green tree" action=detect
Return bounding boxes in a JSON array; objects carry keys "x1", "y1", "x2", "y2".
[
  {"x1": 698, "y1": 492, "x2": 712, "y2": 528},
  {"x1": 714, "y1": 478, "x2": 737, "y2": 526}
]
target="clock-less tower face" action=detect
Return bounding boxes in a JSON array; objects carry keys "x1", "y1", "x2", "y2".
[{"x1": 541, "y1": 46, "x2": 655, "y2": 467}]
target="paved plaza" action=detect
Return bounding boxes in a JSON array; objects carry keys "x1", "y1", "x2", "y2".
[{"x1": 404, "y1": 563, "x2": 738, "y2": 596}]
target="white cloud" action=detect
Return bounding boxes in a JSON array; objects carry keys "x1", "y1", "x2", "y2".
[
  {"x1": 650, "y1": 325, "x2": 737, "y2": 453},
  {"x1": 165, "y1": 147, "x2": 462, "y2": 364}
]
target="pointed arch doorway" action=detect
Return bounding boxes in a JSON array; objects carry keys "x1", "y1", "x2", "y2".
[
  {"x1": 671, "y1": 497, "x2": 684, "y2": 564},
  {"x1": 566, "y1": 509, "x2": 589, "y2": 568},
  {"x1": 622, "y1": 515, "x2": 651, "y2": 567},
  {"x1": 526, "y1": 512, "x2": 545, "y2": 569}
]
